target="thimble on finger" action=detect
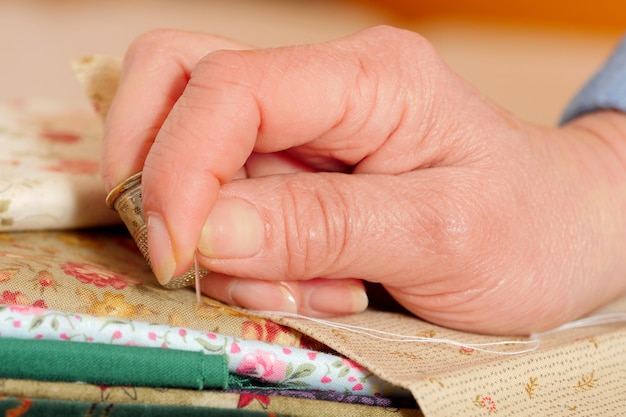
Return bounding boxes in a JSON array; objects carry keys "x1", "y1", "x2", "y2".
[{"x1": 105, "y1": 172, "x2": 209, "y2": 289}]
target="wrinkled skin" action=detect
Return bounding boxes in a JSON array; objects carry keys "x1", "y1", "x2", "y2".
[{"x1": 102, "y1": 26, "x2": 626, "y2": 335}]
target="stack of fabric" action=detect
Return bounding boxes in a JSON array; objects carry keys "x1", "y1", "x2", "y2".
[
  {"x1": 1, "y1": 57, "x2": 626, "y2": 417},
  {"x1": 0, "y1": 98, "x2": 419, "y2": 416}
]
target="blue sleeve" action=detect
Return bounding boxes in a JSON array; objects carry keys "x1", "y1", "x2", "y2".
[{"x1": 560, "y1": 36, "x2": 626, "y2": 124}]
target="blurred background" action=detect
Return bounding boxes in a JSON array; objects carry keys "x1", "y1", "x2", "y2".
[{"x1": 1, "y1": 0, "x2": 624, "y2": 126}]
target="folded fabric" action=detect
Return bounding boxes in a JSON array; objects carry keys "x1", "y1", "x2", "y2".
[
  {"x1": 0, "y1": 228, "x2": 313, "y2": 348},
  {"x1": 4, "y1": 218, "x2": 626, "y2": 416},
  {"x1": 264, "y1": 304, "x2": 626, "y2": 416},
  {"x1": 0, "y1": 397, "x2": 288, "y2": 417},
  {"x1": 0, "y1": 303, "x2": 407, "y2": 397},
  {"x1": 0, "y1": 378, "x2": 422, "y2": 417},
  {"x1": 0, "y1": 100, "x2": 119, "y2": 231},
  {"x1": 0, "y1": 337, "x2": 228, "y2": 390}
]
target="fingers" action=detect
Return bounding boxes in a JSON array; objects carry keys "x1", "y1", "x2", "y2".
[
  {"x1": 133, "y1": 26, "x2": 466, "y2": 284},
  {"x1": 102, "y1": 30, "x2": 252, "y2": 284},
  {"x1": 101, "y1": 29, "x2": 251, "y2": 191},
  {"x1": 101, "y1": 26, "x2": 626, "y2": 336},
  {"x1": 244, "y1": 152, "x2": 316, "y2": 177},
  {"x1": 195, "y1": 169, "x2": 493, "y2": 296},
  {"x1": 103, "y1": 26, "x2": 483, "y2": 293},
  {"x1": 198, "y1": 274, "x2": 368, "y2": 317}
]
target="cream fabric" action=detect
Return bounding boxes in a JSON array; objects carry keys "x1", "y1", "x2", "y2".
[{"x1": 0, "y1": 99, "x2": 119, "y2": 231}]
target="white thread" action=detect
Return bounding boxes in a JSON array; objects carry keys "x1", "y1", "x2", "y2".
[
  {"x1": 530, "y1": 312, "x2": 626, "y2": 339},
  {"x1": 255, "y1": 311, "x2": 626, "y2": 356},
  {"x1": 194, "y1": 254, "x2": 201, "y2": 304},
  {"x1": 255, "y1": 311, "x2": 538, "y2": 355}
]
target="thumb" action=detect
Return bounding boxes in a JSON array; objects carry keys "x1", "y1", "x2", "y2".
[{"x1": 195, "y1": 169, "x2": 476, "y2": 289}]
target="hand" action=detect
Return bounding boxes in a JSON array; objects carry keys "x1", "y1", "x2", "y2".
[{"x1": 102, "y1": 26, "x2": 626, "y2": 335}]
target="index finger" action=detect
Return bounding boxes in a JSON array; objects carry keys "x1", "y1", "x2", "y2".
[
  {"x1": 140, "y1": 26, "x2": 445, "y2": 284},
  {"x1": 101, "y1": 29, "x2": 251, "y2": 191}
]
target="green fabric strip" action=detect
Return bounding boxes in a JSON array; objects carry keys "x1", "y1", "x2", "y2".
[
  {"x1": 0, "y1": 397, "x2": 288, "y2": 417},
  {"x1": 0, "y1": 338, "x2": 228, "y2": 390}
]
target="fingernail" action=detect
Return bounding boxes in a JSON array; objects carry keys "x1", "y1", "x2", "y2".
[
  {"x1": 197, "y1": 198, "x2": 264, "y2": 259},
  {"x1": 307, "y1": 283, "x2": 369, "y2": 315},
  {"x1": 228, "y1": 280, "x2": 298, "y2": 313},
  {"x1": 146, "y1": 214, "x2": 177, "y2": 286}
]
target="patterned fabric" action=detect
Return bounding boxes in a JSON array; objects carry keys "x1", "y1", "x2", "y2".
[
  {"x1": 0, "y1": 228, "x2": 312, "y2": 348},
  {"x1": 0, "y1": 100, "x2": 119, "y2": 231},
  {"x1": 264, "y1": 300, "x2": 626, "y2": 416},
  {"x1": 4, "y1": 219, "x2": 626, "y2": 415},
  {"x1": 0, "y1": 379, "x2": 422, "y2": 417},
  {"x1": 0, "y1": 397, "x2": 290, "y2": 417},
  {"x1": 0, "y1": 304, "x2": 404, "y2": 396}
]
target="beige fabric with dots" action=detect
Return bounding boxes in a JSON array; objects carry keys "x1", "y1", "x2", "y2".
[{"x1": 265, "y1": 300, "x2": 626, "y2": 416}]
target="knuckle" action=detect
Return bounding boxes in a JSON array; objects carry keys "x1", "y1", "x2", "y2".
[
  {"x1": 280, "y1": 176, "x2": 350, "y2": 279},
  {"x1": 184, "y1": 50, "x2": 260, "y2": 110},
  {"x1": 360, "y1": 25, "x2": 408, "y2": 42},
  {"x1": 122, "y1": 29, "x2": 201, "y2": 83},
  {"x1": 193, "y1": 50, "x2": 252, "y2": 86},
  {"x1": 125, "y1": 29, "x2": 182, "y2": 62},
  {"x1": 142, "y1": 135, "x2": 183, "y2": 180},
  {"x1": 355, "y1": 25, "x2": 446, "y2": 124},
  {"x1": 360, "y1": 25, "x2": 437, "y2": 58}
]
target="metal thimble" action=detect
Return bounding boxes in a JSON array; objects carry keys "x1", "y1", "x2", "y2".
[{"x1": 105, "y1": 172, "x2": 209, "y2": 289}]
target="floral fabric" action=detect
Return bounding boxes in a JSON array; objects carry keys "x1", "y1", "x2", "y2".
[
  {"x1": 0, "y1": 396, "x2": 290, "y2": 417},
  {"x1": 0, "y1": 304, "x2": 404, "y2": 397},
  {"x1": 0, "y1": 379, "x2": 422, "y2": 417},
  {"x1": 0, "y1": 228, "x2": 313, "y2": 348},
  {"x1": 0, "y1": 100, "x2": 119, "y2": 231}
]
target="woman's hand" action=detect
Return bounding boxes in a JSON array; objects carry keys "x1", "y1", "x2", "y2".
[{"x1": 102, "y1": 26, "x2": 626, "y2": 335}]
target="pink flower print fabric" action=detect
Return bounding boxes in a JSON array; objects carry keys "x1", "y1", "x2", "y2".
[
  {"x1": 0, "y1": 99, "x2": 119, "y2": 231},
  {"x1": 61, "y1": 261, "x2": 129, "y2": 290},
  {"x1": 0, "y1": 304, "x2": 409, "y2": 398},
  {"x1": 236, "y1": 349, "x2": 289, "y2": 382}
]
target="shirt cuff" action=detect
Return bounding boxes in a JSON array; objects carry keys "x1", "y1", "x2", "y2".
[{"x1": 560, "y1": 35, "x2": 626, "y2": 124}]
